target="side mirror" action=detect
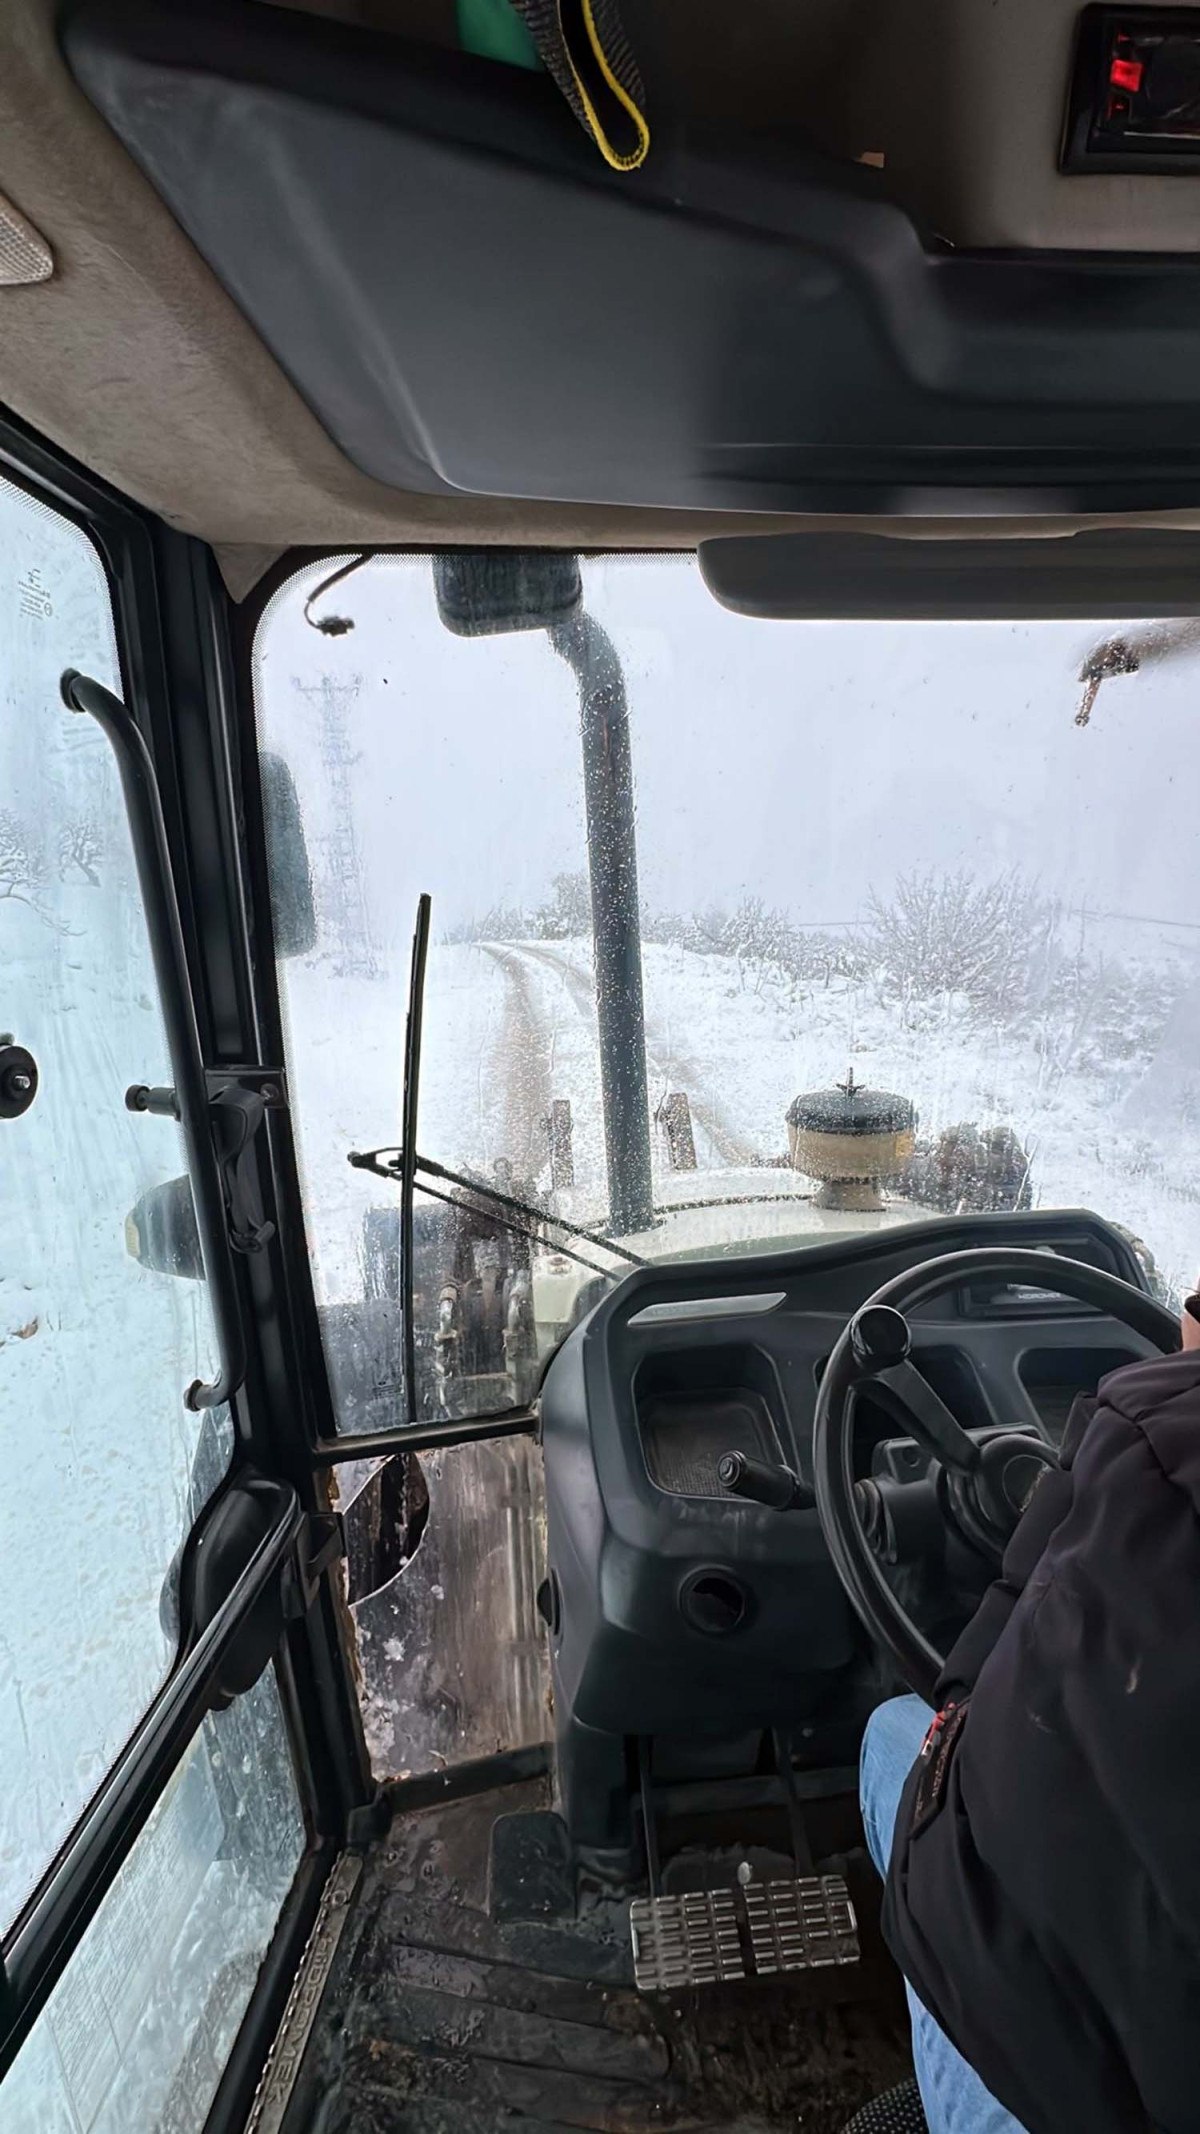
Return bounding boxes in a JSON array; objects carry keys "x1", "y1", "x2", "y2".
[
  {"x1": 433, "y1": 550, "x2": 581, "y2": 638},
  {"x1": 259, "y1": 750, "x2": 317, "y2": 959}
]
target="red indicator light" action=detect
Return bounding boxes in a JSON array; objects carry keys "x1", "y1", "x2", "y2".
[{"x1": 1109, "y1": 55, "x2": 1144, "y2": 92}]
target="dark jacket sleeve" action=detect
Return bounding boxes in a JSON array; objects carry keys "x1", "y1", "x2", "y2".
[{"x1": 936, "y1": 1394, "x2": 1096, "y2": 1702}]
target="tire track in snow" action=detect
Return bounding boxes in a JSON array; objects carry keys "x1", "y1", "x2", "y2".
[
  {"x1": 501, "y1": 940, "x2": 759, "y2": 1169},
  {"x1": 478, "y1": 946, "x2": 553, "y2": 1176}
]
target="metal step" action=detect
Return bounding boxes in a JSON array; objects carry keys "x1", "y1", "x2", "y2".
[{"x1": 630, "y1": 1873, "x2": 858, "y2": 1992}]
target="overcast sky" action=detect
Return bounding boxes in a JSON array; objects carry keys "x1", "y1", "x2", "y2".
[{"x1": 254, "y1": 554, "x2": 1200, "y2": 954}]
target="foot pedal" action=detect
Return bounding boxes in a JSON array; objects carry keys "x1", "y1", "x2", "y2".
[
  {"x1": 744, "y1": 1874, "x2": 859, "y2": 1976},
  {"x1": 630, "y1": 1890, "x2": 745, "y2": 1990},
  {"x1": 630, "y1": 1874, "x2": 857, "y2": 1993}
]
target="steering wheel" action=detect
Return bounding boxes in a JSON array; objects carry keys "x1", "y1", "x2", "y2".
[{"x1": 812, "y1": 1249, "x2": 1179, "y2": 1703}]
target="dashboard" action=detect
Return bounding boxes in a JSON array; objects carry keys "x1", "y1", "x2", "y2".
[{"x1": 538, "y1": 1209, "x2": 1158, "y2": 1859}]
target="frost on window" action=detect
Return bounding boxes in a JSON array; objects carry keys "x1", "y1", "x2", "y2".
[
  {"x1": 0, "y1": 1668, "x2": 304, "y2": 2134},
  {"x1": 0, "y1": 475, "x2": 228, "y2": 1930}
]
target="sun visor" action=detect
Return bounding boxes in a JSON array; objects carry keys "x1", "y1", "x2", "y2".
[{"x1": 700, "y1": 529, "x2": 1200, "y2": 620}]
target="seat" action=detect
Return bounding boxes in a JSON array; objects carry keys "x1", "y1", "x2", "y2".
[{"x1": 841, "y1": 2078, "x2": 928, "y2": 2133}]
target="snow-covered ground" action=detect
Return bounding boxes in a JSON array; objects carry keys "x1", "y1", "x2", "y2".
[
  {"x1": 634, "y1": 938, "x2": 1200, "y2": 1300},
  {"x1": 280, "y1": 930, "x2": 1200, "y2": 1332}
]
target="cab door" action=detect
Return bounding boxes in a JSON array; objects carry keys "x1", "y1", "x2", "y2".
[{"x1": 0, "y1": 457, "x2": 348, "y2": 2132}]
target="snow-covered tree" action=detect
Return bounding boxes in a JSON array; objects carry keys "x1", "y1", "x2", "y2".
[
  {"x1": 868, "y1": 869, "x2": 1058, "y2": 1018},
  {"x1": 0, "y1": 809, "x2": 74, "y2": 932},
  {"x1": 0, "y1": 809, "x2": 46, "y2": 910},
  {"x1": 535, "y1": 870, "x2": 592, "y2": 940}
]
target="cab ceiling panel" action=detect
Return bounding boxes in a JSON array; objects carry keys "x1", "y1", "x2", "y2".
[{"x1": 62, "y1": 0, "x2": 1200, "y2": 514}]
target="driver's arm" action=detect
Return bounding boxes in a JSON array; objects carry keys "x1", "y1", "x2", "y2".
[
  {"x1": 939, "y1": 1293, "x2": 1198, "y2": 1706},
  {"x1": 936, "y1": 1394, "x2": 1092, "y2": 1703}
]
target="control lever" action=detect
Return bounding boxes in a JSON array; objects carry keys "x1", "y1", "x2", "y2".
[{"x1": 718, "y1": 1449, "x2": 812, "y2": 1511}]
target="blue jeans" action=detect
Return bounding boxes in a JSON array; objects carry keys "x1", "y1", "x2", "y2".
[{"x1": 860, "y1": 1695, "x2": 1028, "y2": 2134}]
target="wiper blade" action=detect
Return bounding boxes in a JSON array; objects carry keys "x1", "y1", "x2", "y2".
[
  {"x1": 399, "y1": 894, "x2": 431, "y2": 1425},
  {"x1": 347, "y1": 1145, "x2": 648, "y2": 1268}
]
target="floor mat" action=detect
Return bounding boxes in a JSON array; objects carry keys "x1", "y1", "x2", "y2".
[{"x1": 301, "y1": 1777, "x2": 912, "y2": 2134}]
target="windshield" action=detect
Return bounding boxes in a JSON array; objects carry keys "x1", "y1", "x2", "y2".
[{"x1": 254, "y1": 555, "x2": 1199, "y2": 1433}]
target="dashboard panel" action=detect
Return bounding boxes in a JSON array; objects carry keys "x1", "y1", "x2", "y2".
[
  {"x1": 614, "y1": 1214, "x2": 1150, "y2": 1490},
  {"x1": 538, "y1": 1211, "x2": 1161, "y2": 1859}
]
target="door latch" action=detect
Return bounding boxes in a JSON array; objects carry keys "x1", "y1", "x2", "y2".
[{"x1": 126, "y1": 1068, "x2": 287, "y2": 1256}]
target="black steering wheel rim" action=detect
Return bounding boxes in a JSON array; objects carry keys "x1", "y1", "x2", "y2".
[{"x1": 812, "y1": 1248, "x2": 1179, "y2": 1704}]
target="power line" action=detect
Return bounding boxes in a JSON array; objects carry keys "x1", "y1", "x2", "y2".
[{"x1": 1078, "y1": 907, "x2": 1200, "y2": 936}]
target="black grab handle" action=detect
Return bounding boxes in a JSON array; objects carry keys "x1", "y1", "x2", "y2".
[{"x1": 61, "y1": 670, "x2": 247, "y2": 1412}]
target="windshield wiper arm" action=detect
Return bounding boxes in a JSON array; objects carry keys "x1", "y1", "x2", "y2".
[
  {"x1": 382, "y1": 1172, "x2": 626, "y2": 1283},
  {"x1": 347, "y1": 1145, "x2": 648, "y2": 1268}
]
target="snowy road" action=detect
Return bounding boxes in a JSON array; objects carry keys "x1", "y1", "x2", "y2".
[
  {"x1": 477, "y1": 947, "x2": 554, "y2": 1178},
  {"x1": 463, "y1": 936, "x2": 764, "y2": 1190},
  {"x1": 501, "y1": 940, "x2": 759, "y2": 1171}
]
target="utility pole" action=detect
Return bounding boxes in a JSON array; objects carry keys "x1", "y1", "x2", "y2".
[{"x1": 293, "y1": 674, "x2": 379, "y2": 980}]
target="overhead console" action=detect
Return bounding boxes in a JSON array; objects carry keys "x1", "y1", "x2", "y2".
[
  {"x1": 539, "y1": 1210, "x2": 1155, "y2": 1865},
  {"x1": 62, "y1": 0, "x2": 1200, "y2": 517}
]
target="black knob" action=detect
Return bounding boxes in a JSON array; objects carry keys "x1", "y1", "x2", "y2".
[
  {"x1": 718, "y1": 1449, "x2": 810, "y2": 1511},
  {"x1": 850, "y1": 1303, "x2": 912, "y2": 1371},
  {"x1": 0, "y1": 1041, "x2": 38, "y2": 1120}
]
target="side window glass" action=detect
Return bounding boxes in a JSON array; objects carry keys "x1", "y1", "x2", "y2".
[
  {"x1": 0, "y1": 475, "x2": 231, "y2": 1930},
  {"x1": 0, "y1": 1667, "x2": 305, "y2": 2134}
]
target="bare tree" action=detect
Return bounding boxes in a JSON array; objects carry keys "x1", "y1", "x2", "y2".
[{"x1": 57, "y1": 814, "x2": 104, "y2": 886}]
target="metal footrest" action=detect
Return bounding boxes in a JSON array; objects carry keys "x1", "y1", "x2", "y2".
[{"x1": 630, "y1": 1874, "x2": 858, "y2": 1992}]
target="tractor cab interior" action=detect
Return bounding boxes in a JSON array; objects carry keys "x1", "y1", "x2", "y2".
[{"x1": 3, "y1": 4, "x2": 1200, "y2": 2131}]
